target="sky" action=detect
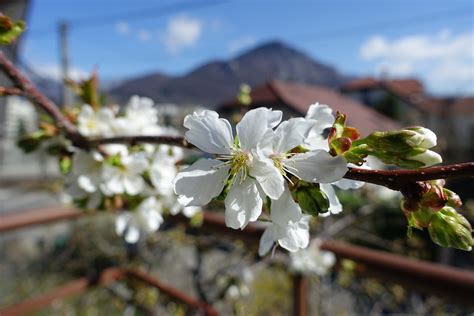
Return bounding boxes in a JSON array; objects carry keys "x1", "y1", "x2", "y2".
[{"x1": 20, "y1": 0, "x2": 474, "y2": 95}]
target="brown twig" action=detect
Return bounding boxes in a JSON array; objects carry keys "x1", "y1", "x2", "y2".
[
  {"x1": 0, "y1": 86, "x2": 22, "y2": 96},
  {"x1": 88, "y1": 135, "x2": 196, "y2": 149},
  {"x1": 0, "y1": 51, "x2": 89, "y2": 148},
  {"x1": 345, "y1": 162, "x2": 474, "y2": 190}
]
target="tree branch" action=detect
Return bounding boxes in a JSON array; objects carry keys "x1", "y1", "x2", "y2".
[
  {"x1": 88, "y1": 134, "x2": 474, "y2": 189},
  {"x1": 0, "y1": 52, "x2": 89, "y2": 148},
  {"x1": 345, "y1": 162, "x2": 474, "y2": 190},
  {"x1": 88, "y1": 135, "x2": 196, "y2": 149},
  {"x1": 0, "y1": 86, "x2": 22, "y2": 96}
]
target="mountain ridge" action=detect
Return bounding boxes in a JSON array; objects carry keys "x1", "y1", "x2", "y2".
[{"x1": 109, "y1": 40, "x2": 349, "y2": 107}]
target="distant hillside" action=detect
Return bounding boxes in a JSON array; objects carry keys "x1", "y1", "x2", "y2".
[{"x1": 109, "y1": 41, "x2": 349, "y2": 107}]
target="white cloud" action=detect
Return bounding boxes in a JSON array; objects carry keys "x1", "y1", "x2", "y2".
[
  {"x1": 138, "y1": 29, "x2": 151, "y2": 42},
  {"x1": 161, "y1": 15, "x2": 202, "y2": 53},
  {"x1": 359, "y1": 29, "x2": 474, "y2": 95},
  {"x1": 227, "y1": 36, "x2": 257, "y2": 54},
  {"x1": 115, "y1": 22, "x2": 130, "y2": 36},
  {"x1": 34, "y1": 63, "x2": 88, "y2": 82}
]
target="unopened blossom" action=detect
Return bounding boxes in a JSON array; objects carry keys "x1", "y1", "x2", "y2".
[
  {"x1": 101, "y1": 150, "x2": 149, "y2": 196},
  {"x1": 115, "y1": 197, "x2": 164, "y2": 243},
  {"x1": 259, "y1": 187, "x2": 311, "y2": 255},
  {"x1": 77, "y1": 104, "x2": 114, "y2": 137}
]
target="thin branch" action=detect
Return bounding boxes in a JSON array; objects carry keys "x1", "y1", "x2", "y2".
[
  {"x1": 0, "y1": 86, "x2": 22, "y2": 96},
  {"x1": 88, "y1": 134, "x2": 474, "y2": 188},
  {"x1": 345, "y1": 162, "x2": 474, "y2": 190},
  {"x1": 0, "y1": 52, "x2": 89, "y2": 148},
  {"x1": 88, "y1": 135, "x2": 196, "y2": 149}
]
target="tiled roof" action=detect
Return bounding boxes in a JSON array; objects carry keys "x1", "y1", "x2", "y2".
[
  {"x1": 343, "y1": 77, "x2": 425, "y2": 99},
  {"x1": 417, "y1": 97, "x2": 474, "y2": 115},
  {"x1": 219, "y1": 80, "x2": 400, "y2": 136}
]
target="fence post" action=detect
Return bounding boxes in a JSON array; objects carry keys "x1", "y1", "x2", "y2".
[{"x1": 293, "y1": 273, "x2": 307, "y2": 316}]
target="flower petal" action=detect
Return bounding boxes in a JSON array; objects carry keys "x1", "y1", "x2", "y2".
[
  {"x1": 237, "y1": 108, "x2": 282, "y2": 151},
  {"x1": 319, "y1": 183, "x2": 342, "y2": 216},
  {"x1": 277, "y1": 220, "x2": 310, "y2": 252},
  {"x1": 124, "y1": 153, "x2": 149, "y2": 174},
  {"x1": 77, "y1": 175, "x2": 97, "y2": 193},
  {"x1": 124, "y1": 175, "x2": 145, "y2": 196},
  {"x1": 284, "y1": 150, "x2": 347, "y2": 183},
  {"x1": 258, "y1": 226, "x2": 276, "y2": 256},
  {"x1": 184, "y1": 110, "x2": 233, "y2": 154},
  {"x1": 173, "y1": 158, "x2": 229, "y2": 206},
  {"x1": 224, "y1": 177, "x2": 263, "y2": 229},
  {"x1": 125, "y1": 225, "x2": 140, "y2": 243},
  {"x1": 273, "y1": 118, "x2": 314, "y2": 153},
  {"x1": 116, "y1": 213, "x2": 130, "y2": 236},
  {"x1": 270, "y1": 185, "x2": 302, "y2": 225},
  {"x1": 249, "y1": 157, "x2": 284, "y2": 200},
  {"x1": 305, "y1": 103, "x2": 334, "y2": 128}
]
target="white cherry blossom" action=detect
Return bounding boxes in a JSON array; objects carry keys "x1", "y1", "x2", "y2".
[
  {"x1": 77, "y1": 104, "x2": 114, "y2": 137},
  {"x1": 115, "y1": 197, "x2": 164, "y2": 243},
  {"x1": 174, "y1": 108, "x2": 286, "y2": 229},
  {"x1": 101, "y1": 150, "x2": 149, "y2": 196}
]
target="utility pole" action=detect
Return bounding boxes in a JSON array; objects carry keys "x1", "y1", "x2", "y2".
[{"x1": 58, "y1": 20, "x2": 73, "y2": 107}]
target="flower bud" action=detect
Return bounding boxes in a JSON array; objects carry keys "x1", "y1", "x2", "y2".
[
  {"x1": 409, "y1": 150, "x2": 442, "y2": 167},
  {"x1": 406, "y1": 208, "x2": 434, "y2": 228},
  {"x1": 428, "y1": 207, "x2": 473, "y2": 251},
  {"x1": 405, "y1": 127, "x2": 437, "y2": 148},
  {"x1": 293, "y1": 185, "x2": 330, "y2": 216}
]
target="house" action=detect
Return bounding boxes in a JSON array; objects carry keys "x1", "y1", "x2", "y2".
[
  {"x1": 342, "y1": 77, "x2": 474, "y2": 163},
  {"x1": 217, "y1": 80, "x2": 400, "y2": 137},
  {"x1": 341, "y1": 77, "x2": 426, "y2": 124}
]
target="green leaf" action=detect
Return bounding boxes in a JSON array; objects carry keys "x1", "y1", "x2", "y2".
[{"x1": 0, "y1": 14, "x2": 25, "y2": 45}]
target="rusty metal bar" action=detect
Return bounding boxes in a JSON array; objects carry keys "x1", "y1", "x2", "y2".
[
  {"x1": 0, "y1": 268, "x2": 125, "y2": 316},
  {"x1": 0, "y1": 268, "x2": 218, "y2": 316},
  {"x1": 0, "y1": 207, "x2": 82, "y2": 232},
  {"x1": 321, "y1": 241, "x2": 474, "y2": 305},
  {"x1": 2, "y1": 207, "x2": 474, "y2": 306},
  {"x1": 292, "y1": 274, "x2": 307, "y2": 316},
  {"x1": 126, "y1": 269, "x2": 219, "y2": 316}
]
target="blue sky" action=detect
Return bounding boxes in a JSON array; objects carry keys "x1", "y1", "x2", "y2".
[{"x1": 21, "y1": 0, "x2": 474, "y2": 95}]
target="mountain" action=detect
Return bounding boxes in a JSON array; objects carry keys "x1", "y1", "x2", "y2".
[{"x1": 109, "y1": 41, "x2": 349, "y2": 107}]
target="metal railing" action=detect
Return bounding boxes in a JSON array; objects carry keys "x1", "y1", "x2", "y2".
[{"x1": 1, "y1": 206, "x2": 474, "y2": 315}]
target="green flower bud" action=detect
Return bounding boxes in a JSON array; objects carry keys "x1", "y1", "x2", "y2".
[
  {"x1": 428, "y1": 207, "x2": 473, "y2": 251},
  {"x1": 293, "y1": 186, "x2": 329, "y2": 216},
  {"x1": 406, "y1": 207, "x2": 434, "y2": 228}
]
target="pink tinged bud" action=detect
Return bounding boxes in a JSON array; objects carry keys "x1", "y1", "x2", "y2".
[{"x1": 409, "y1": 150, "x2": 442, "y2": 167}]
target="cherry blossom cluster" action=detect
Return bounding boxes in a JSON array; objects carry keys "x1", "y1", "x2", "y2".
[
  {"x1": 61, "y1": 96, "x2": 200, "y2": 243},
  {"x1": 173, "y1": 104, "x2": 368, "y2": 255}
]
